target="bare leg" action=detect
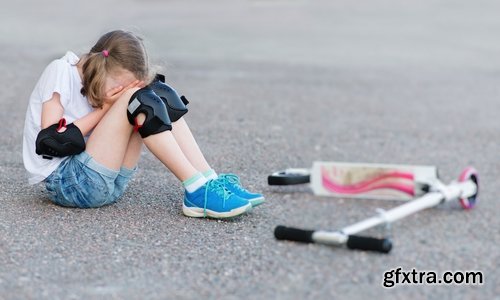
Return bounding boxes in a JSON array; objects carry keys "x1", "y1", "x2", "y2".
[
  {"x1": 142, "y1": 131, "x2": 199, "y2": 181},
  {"x1": 171, "y1": 117, "x2": 212, "y2": 173},
  {"x1": 85, "y1": 88, "x2": 198, "y2": 181},
  {"x1": 121, "y1": 132, "x2": 143, "y2": 169},
  {"x1": 85, "y1": 90, "x2": 136, "y2": 171}
]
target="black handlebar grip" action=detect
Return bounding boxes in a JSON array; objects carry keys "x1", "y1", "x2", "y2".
[
  {"x1": 346, "y1": 235, "x2": 392, "y2": 253},
  {"x1": 274, "y1": 226, "x2": 315, "y2": 243}
]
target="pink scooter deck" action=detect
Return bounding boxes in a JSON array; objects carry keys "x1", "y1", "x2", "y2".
[{"x1": 310, "y1": 161, "x2": 438, "y2": 200}]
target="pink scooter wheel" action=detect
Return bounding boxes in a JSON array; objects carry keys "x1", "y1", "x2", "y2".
[{"x1": 458, "y1": 167, "x2": 479, "y2": 209}]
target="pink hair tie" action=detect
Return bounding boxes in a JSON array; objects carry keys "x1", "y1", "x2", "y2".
[{"x1": 102, "y1": 50, "x2": 109, "y2": 57}]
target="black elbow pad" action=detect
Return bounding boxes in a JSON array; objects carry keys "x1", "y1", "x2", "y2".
[{"x1": 35, "y1": 120, "x2": 85, "y2": 159}]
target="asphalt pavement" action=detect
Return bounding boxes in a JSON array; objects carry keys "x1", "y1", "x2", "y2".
[{"x1": 1, "y1": 0, "x2": 499, "y2": 299}]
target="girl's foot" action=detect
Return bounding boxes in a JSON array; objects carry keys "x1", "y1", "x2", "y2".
[
  {"x1": 218, "y1": 174, "x2": 265, "y2": 207},
  {"x1": 183, "y1": 179, "x2": 252, "y2": 218}
]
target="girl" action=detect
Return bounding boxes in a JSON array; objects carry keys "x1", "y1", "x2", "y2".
[{"x1": 23, "y1": 30, "x2": 264, "y2": 218}]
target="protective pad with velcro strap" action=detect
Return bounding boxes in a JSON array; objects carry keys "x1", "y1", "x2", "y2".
[
  {"x1": 127, "y1": 87, "x2": 172, "y2": 138},
  {"x1": 35, "y1": 119, "x2": 85, "y2": 159},
  {"x1": 149, "y1": 74, "x2": 189, "y2": 122}
]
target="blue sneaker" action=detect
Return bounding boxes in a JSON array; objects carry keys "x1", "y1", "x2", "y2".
[
  {"x1": 218, "y1": 174, "x2": 265, "y2": 207},
  {"x1": 183, "y1": 179, "x2": 252, "y2": 218}
]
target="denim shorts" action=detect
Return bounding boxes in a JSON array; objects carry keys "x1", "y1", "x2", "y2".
[{"x1": 45, "y1": 151, "x2": 136, "y2": 208}]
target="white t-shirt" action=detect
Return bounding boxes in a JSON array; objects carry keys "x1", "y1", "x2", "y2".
[{"x1": 23, "y1": 51, "x2": 93, "y2": 184}]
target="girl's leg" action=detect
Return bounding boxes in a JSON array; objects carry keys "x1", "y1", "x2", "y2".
[
  {"x1": 85, "y1": 89, "x2": 251, "y2": 218},
  {"x1": 141, "y1": 130, "x2": 199, "y2": 181},
  {"x1": 85, "y1": 89, "x2": 139, "y2": 171},
  {"x1": 171, "y1": 117, "x2": 212, "y2": 173},
  {"x1": 137, "y1": 117, "x2": 251, "y2": 217},
  {"x1": 121, "y1": 132, "x2": 143, "y2": 170},
  {"x1": 85, "y1": 88, "x2": 198, "y2": 181},
  {"x1": 171, "y1": 117, "x2": 265, "y2": 206}
]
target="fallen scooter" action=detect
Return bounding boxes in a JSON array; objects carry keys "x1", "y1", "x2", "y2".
[{"x1": 269, "y1": 162, "x2": 479, "y2": 253}]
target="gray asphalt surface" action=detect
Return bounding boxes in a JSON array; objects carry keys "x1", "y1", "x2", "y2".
[{"x1": 1, "y1": 0, "x2": 499, "y2": 299}]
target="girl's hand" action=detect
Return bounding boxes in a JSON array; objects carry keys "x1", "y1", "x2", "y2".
[{"x1": 103, "y1": 80, "x2": 144, "y2": 106}]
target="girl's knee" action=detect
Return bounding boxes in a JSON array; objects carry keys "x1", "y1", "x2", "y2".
[
  {"x1": 117, "y1": 87, "x2": 141, "y2": 105},
  {"x1": 103, "y1": 87, "x2": 141, "y2": 116}
]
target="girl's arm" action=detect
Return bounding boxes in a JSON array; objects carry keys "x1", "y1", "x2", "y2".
[
  {"x1": 73, "y1": 105, "x2": 110, "y2": 136},
  {"x1": 41, "y1": 92, "x2": 110, "y2": 136},
  {"x1": 41, "y1": 80, "x2": 143, "y2": 136},
  {"x1": 41, "y1": 93, "x2": 64, "y2": 129},
  {"x1": 74, "y1": 80, "x2": 143, "y2": 135}
]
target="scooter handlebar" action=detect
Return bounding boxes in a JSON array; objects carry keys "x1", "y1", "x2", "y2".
[
  {"x1": 346, "y1": 235, "x2": 392, "y2": 253},
  {"x1": 274, "y1": 225, "x2": 314, "y2": 243},
  {"x1": 274, "y1": 225, "x2": 392, "y2": 253}
]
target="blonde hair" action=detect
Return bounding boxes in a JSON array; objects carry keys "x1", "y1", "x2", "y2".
[{"x1": 80, "y1": 30, "x2": 154, "y2": 108}]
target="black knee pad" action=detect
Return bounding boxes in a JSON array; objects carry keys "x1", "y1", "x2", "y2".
[
  {"x1": 149, "y1": 74, "x2": 189, "y2": 122},
  {"x1": 127, "y1": 87, "x2": 172, "y2": 138}
]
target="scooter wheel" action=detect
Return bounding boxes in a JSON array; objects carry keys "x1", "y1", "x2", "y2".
[
  {"x1": 268, "y1": 169, "x2": 311, "y2": 185},
  {"x1": 458, "y1": 167, "x2": 479, "y2": 209}
]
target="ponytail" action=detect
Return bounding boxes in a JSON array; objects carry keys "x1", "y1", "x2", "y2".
[{"x1": 81, "y1": 52, "x2": 108, "y2": 108}]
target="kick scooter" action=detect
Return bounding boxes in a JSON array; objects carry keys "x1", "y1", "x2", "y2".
[{"x1": 269, "y1": 162, "x2": 479, "y2": 253}]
